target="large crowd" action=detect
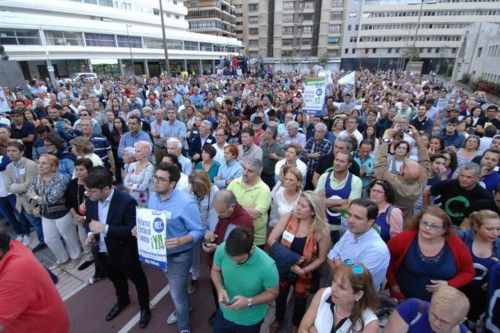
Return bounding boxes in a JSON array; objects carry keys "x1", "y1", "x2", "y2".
[{"x1": 0, "y1": 68, "x2": 499, "y2": 333}]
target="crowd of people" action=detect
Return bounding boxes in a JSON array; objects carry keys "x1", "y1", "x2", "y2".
[{"x1": 0, "y1": 68, "x2": 499, "y2": 333}]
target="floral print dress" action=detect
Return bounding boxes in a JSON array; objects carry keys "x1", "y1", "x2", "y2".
[{"x1": 123, "y1": 161, "x2": 155, "y2": 207}]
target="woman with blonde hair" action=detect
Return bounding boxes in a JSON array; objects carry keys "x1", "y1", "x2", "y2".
[
  {"x1": 123, "y1": 140, "x2": 154, "y2": 207},
  {"x1": 269, "y1": 166, "x2": 303, "y2": 228},
  {"x1": 298, "y1": 262, "x2": 379, "y2": 333},
  {"x1": 186, "y1": 170, "x2": 219, "y2": 295},
  {"x1": 70, "y1": 136, "x2": 103, "y2": 168},
  {"x1": 268, "y1": 191, "x2": 331, "y2": 333},
  {"x1": 26, "y1": 154, "x2": 81, "y2": 269},
  {"x1": 459, "y1": 209, "x2": 500, "y2": 327}
]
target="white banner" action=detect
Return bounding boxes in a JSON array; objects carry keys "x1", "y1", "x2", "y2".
[
  {"x1": 136, "y1": 208, "x2": 170, "y2": 270},
  {"x1": 303, "y1": 77, "x2": 327, "y2": 116},
  {"x1": 337, "y1": 71, "x2": 355, "y2": 85}
]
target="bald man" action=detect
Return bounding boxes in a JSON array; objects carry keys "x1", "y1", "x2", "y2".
[{"x1": 374, "y1": 125, "x2": 431, "y2": 225}]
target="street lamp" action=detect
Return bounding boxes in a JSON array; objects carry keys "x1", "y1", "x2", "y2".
[
  {"x1": 125, "y1": 24, "x2": 135, "y2": 75},
  {"x1": 159, "y1": 0, "x2": 170, "y2": 75}
]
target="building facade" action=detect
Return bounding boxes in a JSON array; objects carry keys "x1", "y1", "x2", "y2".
[
  {"x1": 185, "y1": 0, "x2": 237, "y2": 38},
  {"x1": 0, "y1": 0, "x2": 242, "y2": 79},
  {"x1": 452, "y1": 22, "x2": 500, "y2": 84},
  {"x1": 233, "y1": 0, "x2": 500, "y2": 73}
]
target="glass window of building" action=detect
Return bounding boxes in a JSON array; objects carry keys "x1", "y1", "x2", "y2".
[
  {"x1": 85, "y1": 33, "x2": 115, "y2": 47},
  {"x1": 117, "y1": 35, "x2": 142, "y2": 48}
]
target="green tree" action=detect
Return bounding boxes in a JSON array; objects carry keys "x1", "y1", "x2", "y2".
[
  {"x1": 318, "y1": 52, "x2": 329, "y2": 67},
  {"x1": 404, "y1": 46, "x2": 421, "y2": 61}
]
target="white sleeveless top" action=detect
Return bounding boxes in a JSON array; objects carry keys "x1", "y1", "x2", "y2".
[{"x1": 314, "y1": 287, "x2": 377, "y2": 333}]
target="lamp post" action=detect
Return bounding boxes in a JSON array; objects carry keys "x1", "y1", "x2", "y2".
[
  {"x1": 125, "y1": 24, "x2": 135, "y2": 75},
  {"x1": 159, "y1": 0, "x2": 170, "y2": 75}
]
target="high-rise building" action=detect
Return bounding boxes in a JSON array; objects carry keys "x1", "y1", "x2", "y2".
[
  {"x1": 341, "y1": 0, "x2": 500, "y2": 73},
  {"x1": 0, "y1": 0, "x2": 242, "y2": 79},
  {"x1": 234, "y1": 0, "x2": 500, "y2": 73},
  {"x1": 185, "y1": 0, "x2": 237, "y2": 38}
]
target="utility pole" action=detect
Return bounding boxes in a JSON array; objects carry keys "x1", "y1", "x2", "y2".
[
  {"x1": 159, "y1": 0, "x2": 170, "y2": 75},
  {"x1": 125, "y1": 24, "x2": 135, "y2": 75}
]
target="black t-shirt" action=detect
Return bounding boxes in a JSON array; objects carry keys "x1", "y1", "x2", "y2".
[
  {"x1": 430, "y1": 179, "x2": 493, "y2": 226},
  {"x1": 315, "y1": 153, "x2": 360, "y2": 176},
  {"x1": 65, "y1": 178, "x2": 86, "y2": 212}
]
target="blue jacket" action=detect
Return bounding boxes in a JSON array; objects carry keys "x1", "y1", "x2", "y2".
[
  {"x1": 269, "y1": 241, "x2": 301, "y2": 276},
  {"x1": 440, "y1": 130, "x2": 465, "y2": 148}
]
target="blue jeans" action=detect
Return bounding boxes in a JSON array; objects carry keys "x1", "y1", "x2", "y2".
[
  {"x1": 165, "y1": 249, "x2": 193, "y2": 333},
  {"x1": 213, "y1": 308, "x2": 263, "y2": 333},
  {"x1": 0, "y1": 194, "x2": 30, "y2": 235},
  {"x1": 18, "y1": 208, "x2": 44, "y2": 244}
]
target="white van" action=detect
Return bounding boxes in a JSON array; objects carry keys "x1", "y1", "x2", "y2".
[{"x1": 70, "y1": 72, "x2": 98, "y2": 81}]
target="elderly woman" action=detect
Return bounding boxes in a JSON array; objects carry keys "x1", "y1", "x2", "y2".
[
  {"x1": 214, "y1": 144, "x2": 243, "y2": 189},
  {"x1": 194, "y1": 145, "x2": 220, "y2": 182},
  {"x1": 44, "y1": 132, "x2": 74, "y2": 177},
  {"x1": 187, "y1": 170, "x2": 219, "y2": 295},
  {"x1": 298, "y1": 262, "x2": 380, "y2": 333},
  {"x1": 275, "y1": 143, "x2": 307, "y2": 183},
  {"x1": 268, "y1": 191, "x2": 331, "y2": 332},
  {"x1": 269, "y1": 166, "x2": 302, "y2": 228},
  {"x1": 459, "y1": 210, "x2": 500, "y2": 326},
  {"x1": 26, "y1": 154, "x2": 81, "y2": 269},
  {"x1": 368, "y1": 179, "x2": 403, "y2": 242},
  {"x1": 385, "y1": 286, "x2": 470, "y2": 333},
  {"x1": 388, "y1": 140, "x2": 411, "y2": 175},
  {"x1": 70, "y1": 136, "x2": 103, "y2": 170},
  {"x1": 123, "y1": 140, "x2": 155, "y2": 207},
  {"x1": 387, "y1": 206, "x2": 474, "y2": 302}
]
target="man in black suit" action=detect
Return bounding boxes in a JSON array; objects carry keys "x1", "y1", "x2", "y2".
[
  {"x1": 85, "y1": 167, "x2": 151, "y2": 328},
  {"x1": 189, "y1": 119, "x2": 215, "y2": 163}
]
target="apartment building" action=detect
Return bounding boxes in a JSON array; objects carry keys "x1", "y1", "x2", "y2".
[
  {"x1": 185, "y1": 0, "x2": 237, "y2": 38},
  {"x1": 234, "y1": 0, "x2": 500, "y2": 73},
  {"x1": 342, "y1": 0, "x2": 500, "y2": 73},
  {"x1": 452, "y1": 22, "x2": 500, "y2": 83}
]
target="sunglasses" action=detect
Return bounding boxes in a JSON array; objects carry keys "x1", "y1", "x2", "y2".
[{"x1": 343, "y1": 259, "x2": 364, "y2": 275}]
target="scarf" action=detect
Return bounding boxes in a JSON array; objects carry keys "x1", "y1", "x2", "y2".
[{"x1": 280, "y1": 214, "x2": 318, "y2": 299}]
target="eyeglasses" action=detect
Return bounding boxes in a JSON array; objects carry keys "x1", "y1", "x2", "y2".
[
  {"x1": 370, "y1": 188, "x2": 385, "y2": 194},
  {"x1": 343, "y1": 259, "x2": 364, "y2": 275},
  {"x1": 80, "y1": 113, "x2": 89, "y2": 116},
  {"x1": 153, "y1": 175, "x2": 169, "y2": 183},
  {"x1": 420, "y1": 220, "x2": 443, "y2": 230}
]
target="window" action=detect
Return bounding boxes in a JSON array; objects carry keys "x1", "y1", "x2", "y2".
[
  {"x1": 116, "y1": 35, "x2": 142, "y2": 48},
  {"x1": 283, "y1": 1, "x2": 294, "y2": 10},
  {"x1": 328, "y1": 36, "x2": 340, "y2": 45},
  {"x1": 365, "y1": 48, "x2": 369, "y2": 54},
  {"x1": 352, "y1": 48, "x2": 356, "y2": 54},
  {"x1": 85, "y1": 33, "x2": 115, "y2": 47},
  {"x1": 345, "y1": 48, "x2": 349, "y2": 54},
  {"x1": 282, "y1": 50, "x2": 293, "y2": 57},
  {"x1": 0, "y1": 29, "x2": 17, "y2": 45},
  {"x1": 301, "y1": 50, "x2": 311, "y2": 57},
  {"x1": 248, "y1": 3, "x2": 258, "y2": 11},
  {"x1": 200, "y1": 42, "x2": 212, "y2": 51},
  {"x1": 143, "y1": 37, "x2": 163, "y2": 49},
  {"x1": 283, "y1": 14, "x2": 293, "y2": 22},
  {"x1": 328, "y1": 49, "x2": 339, "y2": 57},
  {"x1": 331, "y1": 12, "x2": 342, "y2": 20},
  {"x1": 282, "y1": 39, "x2": 294, "y2": 46},
  {"x1": 329, "y1": 24, "x2": 341, "y2": 33},
  {"x1": 44, "y1": 30, "x2": 83, "y2": 46},
  {"x1": 283, "y1": 27, "x2": 294, "y2": 35},
  {"x1": 249, "y1": 28, "x2": 259, "y2": 35},
  {"x1": 348, "y1": 25, "x2": 351, "y2": 31},
  {"x1": 248, "y1": 39, "x2": 259, "y2": 47},
  {"x1": 304, "y1": 1, "x2": 314, "y2": 9},
  {"x1": 372, "y1": 48, "x2": 376, "y2": 54},
  {"x1": 249, "y1": 15, "x2": 259, "y2": 24},
  {"x1": 184, "y1": 41, "x2": 199, "y2": 51},
  {"x1": 477, "y1": 47, "x2": 482, "y2": 57},
  {"x1": 331, "y1": 0, "x2": 342, "y2": 6},
  {"x1": 388, "y1": 48, "x2": 392, "y2": 53},
  {"x1": 303, "y1": 13, "x2": 314, "y2": 21},
  {"x1": 6, "y1": 29, "x2": 42, "y2": 45},
  {"x1": 299, "y1": 26, "x2": 312, "y2": 34}
]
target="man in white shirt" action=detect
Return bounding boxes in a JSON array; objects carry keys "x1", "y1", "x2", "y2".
[
  {"x1": 327, "y1": 198, "x2": 389, "y2": 291},
  {"x1": 339, "y1": 116, "x2": 363, "y2": 147},
  {"x1": 212, "y1": 127, "x2": 228, "y2": 165}
]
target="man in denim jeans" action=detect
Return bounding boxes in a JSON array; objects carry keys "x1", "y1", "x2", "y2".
[{"x1": 147, "y1": 161, "x2": 204, "y2": 333}]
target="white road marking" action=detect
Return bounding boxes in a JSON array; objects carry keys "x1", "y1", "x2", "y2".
[{"x1": 118, "y1": 284, "x2": 171, "y2": 333}]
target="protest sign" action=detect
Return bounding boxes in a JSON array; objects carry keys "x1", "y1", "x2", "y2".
[
  {"x1": 303, "y1": 77, "x2": 327, "y2": 116},
  {"x1": 136, "y1": 208, "x2": 169, "y2": 270}
]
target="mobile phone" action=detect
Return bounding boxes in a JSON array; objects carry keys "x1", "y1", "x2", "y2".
[
  {"x1": 222, "y1": 298, "x2": 236, "y2": 306},
  {"x1": 203, "y1": 241, "x2": 214, "y2": 247}
]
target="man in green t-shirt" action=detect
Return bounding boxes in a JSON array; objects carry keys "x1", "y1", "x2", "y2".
[{"x1": 211, "y1": 228, "x2": 279, "y2": 332}]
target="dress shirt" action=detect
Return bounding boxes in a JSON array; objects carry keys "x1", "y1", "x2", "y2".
[
  {"x1": 97, "y1": 188, "x2": 114, "y2": 253},
  {"x1": 150, "y1": 119, "x2": 169, "y2": 146},
  {"x1": 117, "y1": 130, "x2": 152, "y2": 158},
  {"x1": 327, "y1": 228, "x2": 389, "y2": 291},
  {"x1": 214, "y1": 160, "x2": 243, "y2": 189},
  {"x1": 147, "y1": 189, "x2": 204, "y2": 255},
  {"x1": 164, "y1": 119, "x2": 187, "y2": 140}
]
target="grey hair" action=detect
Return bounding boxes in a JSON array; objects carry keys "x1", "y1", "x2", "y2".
[
  {"x1": 124, "y1": 146, "x2": 136, "y2": 158},
  {"x1": 214, "y1": 189, "x2": 237, "y2": 207},
  {"x1": 459, "y1": 162, "x2": 481, "y2": 178},
  {"x1": 287, "y1": 120, "x2": 300, "y2": 129},
  {"x1": 335, "y1": 134, "x2": 353, "y2": 152},
  {"x1": 166, "y1": 137, "x2": 182, "y2": 149},
  {"x1": 134, "y1": 140, "x2": 152, "y2": 154},
  {"x1": 202, "y1": 120, "x2": 213, "y2": 129},
  {"x1": 244, "y1": 158, "x2": 263, "y2": 174},
  {"x1": 315, "y1": 122, "x2": 328, "y2": 132}
]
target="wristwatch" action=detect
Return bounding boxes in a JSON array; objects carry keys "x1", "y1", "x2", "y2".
[{"x1": 247, "y1": 297, "x2": 253, "y2": 308}]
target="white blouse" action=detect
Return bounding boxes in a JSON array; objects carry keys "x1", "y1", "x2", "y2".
[{"x1": 269, "y1": 186, "x2": 300, "y2": 227}]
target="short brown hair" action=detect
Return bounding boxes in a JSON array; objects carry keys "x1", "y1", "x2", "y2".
[{"x1": 410, "y1": 206, "x2": 453, "y2": 237}]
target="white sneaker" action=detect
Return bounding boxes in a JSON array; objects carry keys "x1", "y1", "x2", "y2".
[
  {"x1": 167, "y1": 311, "x2": 177, "y2": 325},
  {"x1": 22, "y1": 235, "x2": 31, "y2": 246},
  {"x1": 16, "y1": 235, "x2": 23, "y2": 242}
]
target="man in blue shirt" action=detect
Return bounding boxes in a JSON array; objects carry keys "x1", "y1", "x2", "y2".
[
  {"x1": 148, "y1": 162, "x2": 204, "y2": 332},
  {"x1": 117, "y1": 115, "x2": 152, "y2": 159},
  {"x1": 189, "y1": 87, "x2": 204, "y2": 112}
]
